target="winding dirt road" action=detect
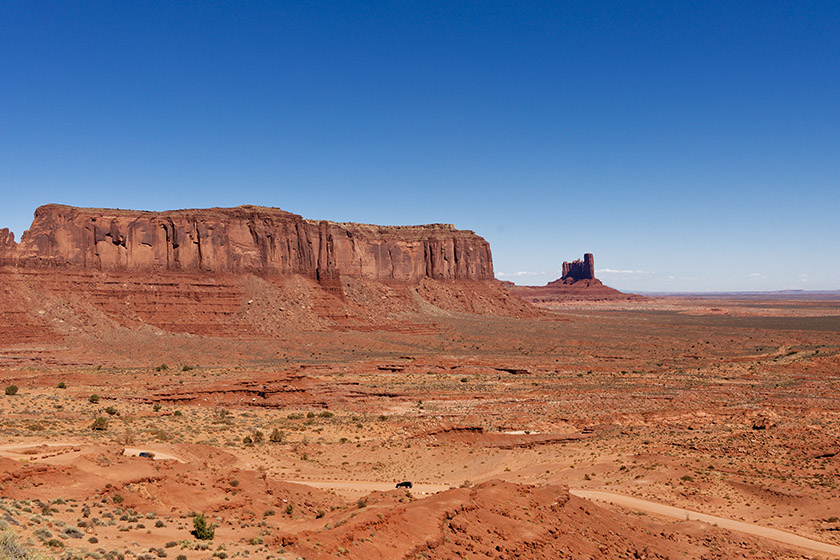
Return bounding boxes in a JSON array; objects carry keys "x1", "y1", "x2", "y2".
[{"x1": 571, "y1": 489, "x2": 840, "y2": 557}]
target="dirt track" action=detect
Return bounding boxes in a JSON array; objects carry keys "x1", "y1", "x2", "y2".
[
  {"x1": 572, "y1": 489, "x2": 840, "y2": 557},
  {"x1": 282, "y1": 478, "x2": 451, "y2": 498}
]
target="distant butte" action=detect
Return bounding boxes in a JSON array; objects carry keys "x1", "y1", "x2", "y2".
[{"x1": 506, "y1": 253, "x2": 645, "y2": 304}]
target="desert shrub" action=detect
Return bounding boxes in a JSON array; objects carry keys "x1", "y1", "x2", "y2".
[
  {"x1": 62, "y1": 526, "x2": 84, "y2": 538},
  {"x1": 91, "y1": 417, "x2": 109, "y2": 431},
  {"x1": 89, "y1": 394, "x2": 100, "y2": 404},
  {"x1": 155, "y1": 364, "x2": 168, "y2": 372},
  {"x1": 153, "y1": 403, "x2": 162, "y2": 412},
  {"x1": 4, "y1": 385, "x2": 18, "y2": 396},
  {"x1": 155, "y1": 520, "x2": 165, "y2": 528},
  {"x1": 173, "y1": 410, "x2": 183, "y2": 417},
  {"x1": 192, "y1": 513, "x2": 215, "y2": 540},
  {"x1": 251, "y1": 430, "x2": 264, "y2": 444},
  {"x1": 0, "y1": 528, "x2": 52, "y2": 559},
  {"x1": 228, "y1": 480, "x2": 239, "y2": 488},
  {"x1": 112, "y1": 494, "x2": 124, "y2": 504},
  {"x1": 44, "y1": 537, "x2": 64, "y2": 549},
  {"x1": 269, "y1": 428, "x2": 286, "y2": 443},
  {"x1": 284, "y1": 503, "x2": 294, "y2": 515},
  {"x1": 88, "y1": 536, "x2": 98, "y2": 543},
  {"x1": 181, "y1": 365, "x2": 193, "y2": 372},
  {"x1": 306, "y1": 411, "x2": 316, "y2": 418},
  {"x1": 119, "y1": 428, "x2": 136, "y2": 445},
  {"x1": 318, "y1": 411, "x2": 334, "y2": 418},
  {"x1": 104, "y1": 406, "x2": 119, "y2": 416},
  {"x1": 57, "y1": 382, "x2": 67, "y2": 389},
  {"x1": 242, "y1": 435, "x2": 253, "y2": 446}
]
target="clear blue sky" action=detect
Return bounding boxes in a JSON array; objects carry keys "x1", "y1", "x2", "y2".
[{"x1": 1, "y1": 1, "x2": 838, "y2": 291}]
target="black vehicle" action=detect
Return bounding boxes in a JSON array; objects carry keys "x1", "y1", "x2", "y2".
[{"x1": 395, "y1": 481, "x2": 413, "y2": 489}]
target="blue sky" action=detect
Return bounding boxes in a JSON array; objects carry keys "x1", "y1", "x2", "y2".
[{"x1": 1, "y1": 1, "x2": 838, "y2": 291}]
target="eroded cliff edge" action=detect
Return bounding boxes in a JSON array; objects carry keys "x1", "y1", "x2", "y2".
[{"x1": 0, "y1": 204, "x2": 494, "y2": 283}]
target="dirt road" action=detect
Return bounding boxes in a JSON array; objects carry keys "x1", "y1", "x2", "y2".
[
  {"x1": 571, "y1": 489, "x2": 840, "y2": 557},
  {"x1": 283, "y1": 478, "x2": 451, "y2": 498}
]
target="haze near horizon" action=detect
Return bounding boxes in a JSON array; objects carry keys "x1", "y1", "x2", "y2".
[{"x1": 1, "y1": 2, "x2": 837, "y2": 292}]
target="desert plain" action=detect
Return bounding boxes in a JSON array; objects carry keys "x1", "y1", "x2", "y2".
[
  {"x1": 3, "y1": 288, "x2": 840, "y2": 559},
  {"x1": 1, "y1": 207, "x2": 839, "y2": 560}
]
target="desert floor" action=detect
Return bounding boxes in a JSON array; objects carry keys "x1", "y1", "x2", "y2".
[{"x1": 1, "y1": 295, "x2": 839, "y2": 559}]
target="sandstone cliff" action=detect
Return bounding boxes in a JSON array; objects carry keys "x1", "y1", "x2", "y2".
[
  {"x1": 0, "y1": 205, "x2": 533, "y2": 342},
  {"x1": 3, "y1": 204, "x2": 494, "y2": 283}
]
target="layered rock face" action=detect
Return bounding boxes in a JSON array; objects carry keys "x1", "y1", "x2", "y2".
[{"x1": 3, "y1": 205, "x2": 494, "y2": 283}]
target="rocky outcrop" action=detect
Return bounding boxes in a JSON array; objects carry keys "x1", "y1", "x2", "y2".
[
  {"x1": 507, "y1": 253, "x2": 644, "y2": 303},
  {"x1": 3, "y1": 205, "x2": 494, "y2": 284},
  {"x1": 562, "y1": 253, "x2": 595, "y2": 281},
  {"x1": 0, "y1": 228, "x2": 15, "y2": 266}
]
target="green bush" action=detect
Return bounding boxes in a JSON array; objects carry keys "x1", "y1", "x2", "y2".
[
  {"x1": 192, "y1": 513, "x2": 215, "y2": 540},
  {"x1": 57, "y1": 382, "x2": 66, "y2": 389},
  {"x1": 104, "y1": 406, "x2": 119, "y2": 416},
  {"x1": 91, "y1": 417, "x2": 109, "y2": 431},
  {"x1": 5, "y1": 385, "x2": 18, "y2": 396},
  {"x1": 88, "y1": 394, "x2": 100, "y2": 404}
]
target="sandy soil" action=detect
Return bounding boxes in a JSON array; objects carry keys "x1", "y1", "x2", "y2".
[
  {"x1": 1, "y1": 287, "x2": 839, "y2": 559},
  {"x1": 572, "y1": 489, "x2": 840, "y2": 556}
]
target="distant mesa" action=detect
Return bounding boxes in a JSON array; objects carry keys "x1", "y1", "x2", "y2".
[
  {"x1": 0, "y1": 204, "x2": 494, "y2": 284},
  {"x1": 506, "y1": 253, "x2": 644, "y2": 303},
  {"x1": 0, "y1": 204, "x2": 537, "y2": 344}
]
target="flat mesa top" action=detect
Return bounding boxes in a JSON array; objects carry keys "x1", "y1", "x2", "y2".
[{"x1": 33, "y1": 204, "x2": 461, "y2": 232}]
